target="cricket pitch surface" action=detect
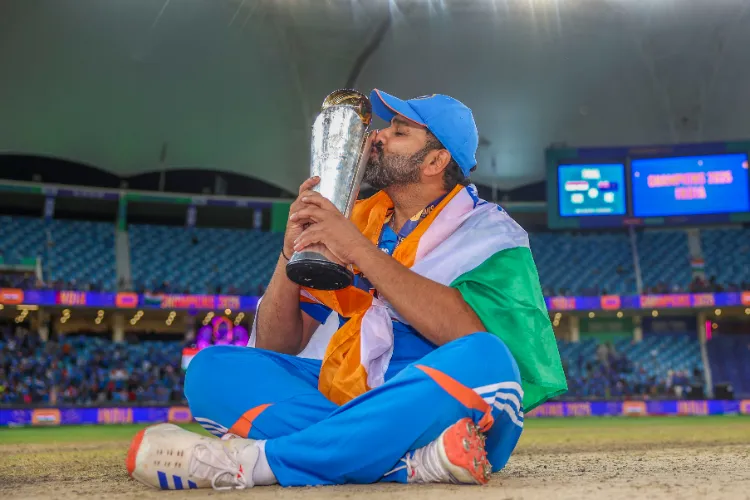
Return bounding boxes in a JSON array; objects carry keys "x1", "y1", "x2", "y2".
[{"x1": 2, "y1": 416, "x2": 749, "y2": 500}]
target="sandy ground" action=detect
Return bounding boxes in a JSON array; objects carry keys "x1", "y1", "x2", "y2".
[{"x1": 2, "y1": 422, "x2": 750, "y2": 500}]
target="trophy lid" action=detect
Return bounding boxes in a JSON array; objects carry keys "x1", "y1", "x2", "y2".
[{"x1": 321, "y1": 89, "x2": 372, "y2": 126}]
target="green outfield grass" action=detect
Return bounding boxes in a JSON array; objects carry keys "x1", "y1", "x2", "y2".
[{"x1": 2, "y1": 415, "x2": 749, "y2": 449}]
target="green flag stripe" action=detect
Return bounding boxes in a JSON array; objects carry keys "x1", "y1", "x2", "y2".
[{"x1": 450, "y1": 246, "x2": 568, "y2": 412}]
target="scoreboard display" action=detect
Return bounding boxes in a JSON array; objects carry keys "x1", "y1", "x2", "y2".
[
  {"x1": 546, "y1": 141, "x2": 750, "y2": 229},
  {"x1": 631, "y1": 153, "x2": 750, "y2": 217},
  {"x1": 558, "y1": 163, "x2": 626, "y2": 217}
]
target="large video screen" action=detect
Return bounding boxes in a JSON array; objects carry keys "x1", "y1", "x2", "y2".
[
  {"x1": 557, "y1": 163, "x2": 627, "y2": 217},
  {"x1": 631, "y1": 153, "x2": 750, "y2": 217}
]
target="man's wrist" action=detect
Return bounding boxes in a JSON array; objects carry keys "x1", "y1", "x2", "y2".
[
  {"x1": 350, "y1": 240, "x2": 384, "y2": 273},
  {"x1": 274, "y1": 251, "x2": 300, "y2": 289}
]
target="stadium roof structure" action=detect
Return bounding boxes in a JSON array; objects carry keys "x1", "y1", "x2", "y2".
[{"x1": 1, "y1": 0, "x2": 750, "y2": 193}]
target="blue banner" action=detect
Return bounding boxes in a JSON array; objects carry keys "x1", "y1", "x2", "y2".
[
  {"x1": 545, "y1": 291, "x2": 750, "y2": 312},
  {"x1": 1, "y1": 288, "x2": 748, "y2": 313},
  {"x1": 2, "y1": 401, "x2": 748, "y2": 427},
  {"x1": 0, "y1": 289, "x2": 259, "y2": 311},
  {"x1": 0, "y1": 406, "x2": 194, "y2": 427},
  {"x1": 527, "y1": 399, "x2": 750, "y2": 418}
]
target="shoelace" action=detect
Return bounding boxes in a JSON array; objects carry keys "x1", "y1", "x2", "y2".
[
  {"x1": 188, "y1": 442, "x2": 250, "y2": 491},
  {"x1": 396, "y1": 441, "x2": 453, "y2": 484}
]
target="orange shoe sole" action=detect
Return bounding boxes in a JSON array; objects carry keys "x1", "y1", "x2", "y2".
[
  {"x1": 441, "y1": 417, "x2": 491, "y2": 484},
  {"x1": 126, "y1": 427, "x2": 147, "y2": 477}
]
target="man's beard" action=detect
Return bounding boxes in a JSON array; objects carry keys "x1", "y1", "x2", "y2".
[{"x1": 363, "y1": 143, "x2": 430, "y2": 190}]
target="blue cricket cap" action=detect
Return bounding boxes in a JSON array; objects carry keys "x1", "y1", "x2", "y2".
[{"x1": 370, "y1": 89, "x2": 478, "y2": 176}]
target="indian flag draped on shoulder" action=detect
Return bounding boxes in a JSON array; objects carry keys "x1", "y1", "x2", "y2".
[{"x1": 300, "y1": 183, "x2": 567, "y2": 412}]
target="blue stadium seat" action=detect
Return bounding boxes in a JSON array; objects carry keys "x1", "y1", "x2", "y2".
[
  {"x1": 0, "y1": 215, "x2": 45, "y2": 265},
  {"x1": 636, "y1": 230, "x2": 692, "y2": 292},
  {"x1": 700, "y1": 228, "x2": 750, "y2": 286},
  {"x1": 529, "y1": 231, "x2": 635, "y2": 295},
  {"x1": 0, "y1": 216, "x2": 116, "y2": 290},
  {"x1": 128, "y1": 224, "x2": 284, "y2": 295}
]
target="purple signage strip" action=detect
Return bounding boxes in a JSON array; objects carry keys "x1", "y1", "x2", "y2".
[
  {"x1": 3, "y1": 401, "x2": 748, "y2": 427},
  {"x1": 2, "y1": 288, "x2": 748, "y2": 313}
]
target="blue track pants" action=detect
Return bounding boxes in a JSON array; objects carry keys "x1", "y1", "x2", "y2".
[{"x1": 184, "y1": 332, "x2": 524, "y2": 486}]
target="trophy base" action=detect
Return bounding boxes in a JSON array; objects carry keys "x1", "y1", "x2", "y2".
[{"x1": 286, "y1": 251, "x2": 354, "y2": 291}]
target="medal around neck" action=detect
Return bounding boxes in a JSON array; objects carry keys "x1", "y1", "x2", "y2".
[{"x1": 286, "y1": 89, "x2": 374, "y2": 290}]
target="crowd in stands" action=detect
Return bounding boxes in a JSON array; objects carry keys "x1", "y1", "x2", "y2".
[
  {"x1": 558, "y1": 335, "x2": 705, "y2": 400},
  {"x1": 0, "y1": 324, "x2": 184, "y2": 405},
  {"x1": 686, "y1": 275, "x2": 750, "y2": 294},
  {"x1": 563, "y1": 343, "x2": 703, "y2": 399},
  {"x1": 0, "y1": 319, "x2": 711, "y2": 405},
  {"x1": 638, "y1": 276, "x2": 750, "y2": 295},
  {"x1": 0, "y1": 270, "x2": 107, "y2": 293}
]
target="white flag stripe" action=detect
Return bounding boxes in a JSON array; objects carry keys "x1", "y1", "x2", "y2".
[
  {"x1": 494, "y1": 401, "x2": 524, "y2": 428},
  {"x1": 473, "y1": 381, "x2": 523, "y2": 396}
]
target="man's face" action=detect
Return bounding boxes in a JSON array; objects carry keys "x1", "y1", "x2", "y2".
[{"x1": 363, "y1": 117, "x2": 433, "y2": 190}]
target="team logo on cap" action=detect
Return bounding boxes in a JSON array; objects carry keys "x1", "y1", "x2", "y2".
[{"x1": 412, "y1": 94, "x2": 436, "y2": 100}]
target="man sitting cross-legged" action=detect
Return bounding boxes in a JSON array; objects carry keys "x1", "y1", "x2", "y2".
[{"x1": 126, "y1": 89, "x2": 567, "y2": 490}]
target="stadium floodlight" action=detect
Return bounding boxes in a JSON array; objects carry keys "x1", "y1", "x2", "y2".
[{"x1": 714, "y1": 309, "x2": 722, "y2": 316}]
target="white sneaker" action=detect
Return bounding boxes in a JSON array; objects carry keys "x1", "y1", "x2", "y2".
[
  {"x1": 397, "y1": 417, "x2": 492, "y2": 485},
  {"x1": 126, "y1": 424, "x2": 259, "y2": 490}
]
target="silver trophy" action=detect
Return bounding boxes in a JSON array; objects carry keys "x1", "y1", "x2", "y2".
[{"x1": 286, "y1": 89, "x2": 374, "y2": 290}]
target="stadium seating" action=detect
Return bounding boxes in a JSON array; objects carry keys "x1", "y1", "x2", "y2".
[
  {"x1": 0, "y1": 216, "x2": 116, "y2": 290},
  {"x1": 1, "y1": 213, "x2": 748, "y2": 298},
  {"x1": 706, "y1": 334, "x2": 750, "y2": 397},
  {"x1": 0, "y1": 330, "x2": 184, "y2": 405},
  {"x1": 700, "y1": 228, "x2": 750, "y2": 286},
  {"x1": 128, "y1": 224, "x2": 284, "y2": 295},
  {"x1": 636, "y1": 230, "x2": 693, "y2": 292},
  {"x1": 528, "y1": 231, "x2": 636, "y2": 295},
  {"x1": 0, "y1": 325, "x2": 708, "y2": 404},
  {"x1": 558, "y1": 334, "x2": 704, "y2": 399}
]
